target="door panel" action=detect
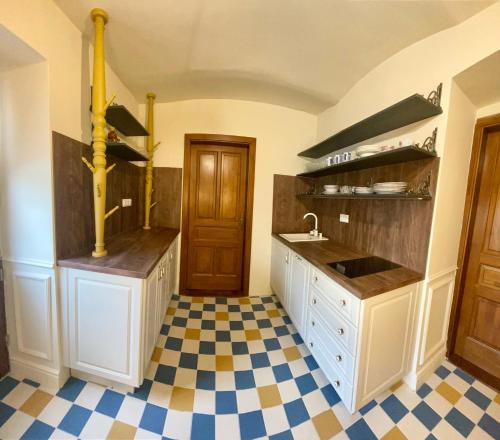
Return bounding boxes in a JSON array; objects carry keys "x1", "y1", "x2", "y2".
[
  {"x1": 186, "y1": 144, "x2": 248, "y2": 293},
  {"x1": 455, "y1": 128, "x2": 500, "y2": 379}
]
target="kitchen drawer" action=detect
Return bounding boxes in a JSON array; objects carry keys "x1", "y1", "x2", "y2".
[
  {"x1": 310, "y1": 268, "x2": 360, "y2": 325},
  {"x1": 310, "y1": 286, "x2": 358, "y2": 355},
  {"x1": 308, "y1": 309, "x2": 355, "y2": 383},
  {"x1": 307, "y1": 323, "x2": 353, "y2": 410}
]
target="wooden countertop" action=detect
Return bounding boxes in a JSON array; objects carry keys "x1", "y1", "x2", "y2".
[
  {"x1": 272, "y1": 234, "x2": 423, "y2": 300},
  {"x1": 58, "y1": 228, "x2": 180, "y2": 279}
]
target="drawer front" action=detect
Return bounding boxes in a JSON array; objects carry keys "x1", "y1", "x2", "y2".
[
  {"x1": 310, "y1": 268, "x2": 360, "y2": 325},
  {"x1": 308, "y1": 309, "x2": 355, "y2": 383},
  {"x1": 307, "y1": 324, "x2": 353, "y2": 410},
  {"x1": 310, "y1": 286, "x2": 358, "y2": 355}
]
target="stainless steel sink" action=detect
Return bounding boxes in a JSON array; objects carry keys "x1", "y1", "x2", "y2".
[{"x1": 279, "y1": 233, "x2": 328, "y2": 243}]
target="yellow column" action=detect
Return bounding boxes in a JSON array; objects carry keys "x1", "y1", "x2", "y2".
[
  {"x1": 143, "y1": 93, "x2": 156, "y2": 229},
  {"x1": 90, "y1": 8, "x2": 111, "y2": 257}
]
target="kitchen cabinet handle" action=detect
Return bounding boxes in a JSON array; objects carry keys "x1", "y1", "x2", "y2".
[
  {"x1": 335, "y1": 355, "x2": 342, "y2": 362},
  {"x1": 313, "y1": 276, "x2": 318, "y2": 282},
  {"x1": 296, "y1": 255, "x2": 302, "y2": 261},
  {"x1": 285, "y1": 255, "x2": 288, "y2": 264},
  {"x1": 333, "y1": 380, "x2": 340, "y2": 388},
  {"x1": 309, "y1": 342, "x2": 314, "y2": 348},
  {"x1": 337, "y1": 328, "x2": 344, "y2": 335},
  {"x1": 340, "y1": 299, "x2": 346, "y2": 307},
  {"x1": 311, "y1": 320, "x2": 315, "y2": 327},
  {"x1": 312, "y1": 298, "x2": 317, "y2": 305}
]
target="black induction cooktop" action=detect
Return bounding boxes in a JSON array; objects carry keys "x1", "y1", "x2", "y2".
[{"x1": 328, "y1": 256, "x2": 401, "y2": 279}]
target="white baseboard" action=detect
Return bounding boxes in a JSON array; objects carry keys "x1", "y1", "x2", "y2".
[
  {"x1": 404, "y1": 345, "x2": 446, "y2": 390},
  {"x1": 9, "y1": 357, "x2": 69, "y2": 393},
  {"x1": 71, "y1": 369, "x2": 134, "y2": 394}
]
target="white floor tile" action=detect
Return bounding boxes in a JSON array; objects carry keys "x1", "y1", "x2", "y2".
[
  {"x1": 74, "y1": 382, "x2": 106, "y2": 410},
  {"x1": 37, "y1": 396, "x2": 73, "y2": 427},
  {"x1": 2, "y1": 382, "x2": 36, "y2": 409},
  {"x1": 0, "y1": 410, "x2": 34, "y2": 440},
  {"x1": 79, "y1": 411, "x2": 114, "y2": 439},
  {"x1": 215, "y1": 414, "x2": 240, "y2": 440},
  {"x1": 163, "y1": 409, "x2": 192, "y2": 440},
  {"x1": 116, "y1": 395, "x2": 147, "y2": 426}
]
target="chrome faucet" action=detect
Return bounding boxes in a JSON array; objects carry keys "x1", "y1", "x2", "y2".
[{"x1": 303, "y1": 212, "x2": 319, "y2": 236}]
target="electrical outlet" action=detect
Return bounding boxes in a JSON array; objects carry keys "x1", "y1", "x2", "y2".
[
  {"x1": 340, "y1": 213, "x2": 349, "y2": 223},
  {"x1": 122, "y1": 199, "x2": 132, "y2": 207}
]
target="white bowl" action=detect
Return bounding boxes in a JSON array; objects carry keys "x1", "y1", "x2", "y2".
[{"x1": 323, "y1": 185, "x2": 338, "y2": 190}]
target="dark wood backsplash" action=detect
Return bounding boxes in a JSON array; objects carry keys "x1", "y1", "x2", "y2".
[
  {"x1": 53, "y1": 132, "x2": 182, "y2": 259},
  {"x1": 150, "y1": 168, "x2": 183, "y2": 229},
  {"x1": 272, "y1": 158, "x2": 439, "y2": 274}
]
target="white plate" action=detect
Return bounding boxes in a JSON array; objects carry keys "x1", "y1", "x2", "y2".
[{"x1": 374, "y1": 190, "x2": 406, "y2": 194}]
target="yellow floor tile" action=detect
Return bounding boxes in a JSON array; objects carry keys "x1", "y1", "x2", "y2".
[
  {"x1": 216, "y1": 312, "x2": 229, "y2": 321},
  {"x1": 239, "y1": 297, "x2": 250, "y2": 304},
  {"x1": 19, "y1": 390, "x2": 53, "y2": 417},
  {"x1": 390, "y1": 380, "x2": 403, "y2": 392},
  {"x1": 107, "y1": 420, "x2": 137, "y2": 440},
  {"x1": 382, "y1": 426, "x2": 408, "y2": 440},
  {"x1": 169, "y1": 386, "x2": 195, "y2": 412},
  {"x1": 166, "y1": 307, "x2": 176, "y2": 316},
  {"x1": 216, "y1": 355, "x2": 234, "y2": 371},
  {"x1": 257, "y1": 384, "x2": 282, "y2": 408},
  {"x1": 185, "y1": 328, "x2": 201, "y2": 340},
  {"x1": 191, "y1": 297, "x2": 204, "y2": 303},
  {"x1": 495, "y1": 393, "x2": 500, "y2": 404},
  {"x1": 312, "y1": 410, "x2": 342, "y2": 440},
  {"x1": 283, "y1": 346, "x2": 301, "y2": 362},
  {"x1": 245, "y1": 329, "x2": 262, "y2": 341},
  {"x1": 151, "y1": 347, "x2": 163, "y2": 362},
  {"x1": 267, "y1": 309, "x2": 281, "y2": 318},
  {"x1": 436, "y1": 381, "x2": 461, "y2": 405}
]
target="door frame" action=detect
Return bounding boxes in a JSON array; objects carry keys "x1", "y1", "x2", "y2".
[
  {"x1": 447, "y1": 113, "x2": 500, "y2": 389},
  {"x1": 179, "y1": 133, "x2": 256, "y2": 297}
]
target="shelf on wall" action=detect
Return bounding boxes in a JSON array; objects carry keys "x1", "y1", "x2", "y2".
[
  {"x1": 297, "y1": 193, "x2": 432, "y2": 201},
  {"x1": 106, "y1": 142, "x2": 148, "y2": 161},
  {"x1": 298, "y1": 84, "x2": 442, "y2": 159},
  {"x1": 297, "y1": 145, "x2": 437, "y2": 178},
  {"x1": 106, "y1": 104, "x2": 149, "y2": 136}
]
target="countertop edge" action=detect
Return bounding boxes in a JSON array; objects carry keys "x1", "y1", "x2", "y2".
[{"x1": 272, "y1": 233, "x2": 424, "y2": 300}]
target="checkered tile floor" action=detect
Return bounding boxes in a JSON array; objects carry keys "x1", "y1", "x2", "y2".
[{"x1": 0, "y1": 294, "x2": 499, "y2": 439}]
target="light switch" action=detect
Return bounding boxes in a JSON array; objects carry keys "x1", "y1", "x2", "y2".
[{"x1": 340, "y1": 214, "x2": 349, "y2": 223}]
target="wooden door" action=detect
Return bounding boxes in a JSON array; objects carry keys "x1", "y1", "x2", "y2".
[
  {"x1": 182, "y1": 138, "x2": 255, "y2": 295},
  {"x1": 451, "y1": 120, "x2": 500, "y2": 386}
]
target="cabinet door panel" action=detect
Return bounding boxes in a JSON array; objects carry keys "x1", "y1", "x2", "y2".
[
  {"x1": 144, "y1": 268, "x2": 158, "y2": 370},
  {"x1": 270, "y1": 239, "x2": 289, "y2": 306},
  {"x1": 288, "y1": 252, "x2": 309, "y2": 336}
]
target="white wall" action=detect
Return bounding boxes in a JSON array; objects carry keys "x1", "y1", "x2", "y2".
[
  {"x1": 477, "y1": 100, "x2": 500, "y2": 118},
  {"x1": 141, "y1": 99, "x2": 317, "y2": 295}
]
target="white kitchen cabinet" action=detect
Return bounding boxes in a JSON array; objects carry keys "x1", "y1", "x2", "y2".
[
  {"x1": 288, "y1": 251, "x2": 310, "y2": 336},
  {"x1": 271, "y1": 238, "x2": 420, "y2": 413},
  {"x1": 270, "y1": 238, "x2": 290, "y2": 306},
  {"x1": 60, "y1": 238, "x2": 178, "y2": 389}
]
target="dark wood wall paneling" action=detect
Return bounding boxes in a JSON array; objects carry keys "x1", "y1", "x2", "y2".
[
  {"x1": 52, "y1": 132, "x2": 182, "y2": 260},
  {"x1": 272, "y1": 158, "x2": 439, "y2": 274}
]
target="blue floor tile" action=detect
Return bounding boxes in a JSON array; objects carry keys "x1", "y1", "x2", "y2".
[
  {"x1": 274, "y1": 326, "x2": 289, "y2": 337},
  {"x1": 128, "y1": 379, "x2": 152, "y2": 401},
  {"x1": 164, "y1": 337, "x2": 183, "y2": 351},
  {"x1": 230, "y1": 321, "x2": 244, "y2": 330},
  {"x1": 199, "y1": 341, "x2": 216, "y2": 355},
  {"x1": 22, "y1": 379, "x2": 40, "y2": 388},
  {"x1": 412, "y1": 401, "x2": 441, "y2": 430},
  {"x1": 216, "y1": 331, "x2": 231, "y2": 342},
  {"x1": 0, "y1": 377, "x2": 19, "y2": 400},
  {"x1": 257, "y1": 319, "x2": 272, "y2": 328},
  {"x1": 321, "y1": 384, "x2": 341, "y2": 406},
  {"x1": 250, "y1": 352, "x2": 270, "y2": 368},
  {"x1": 155, "y1": 364, "x2": 177, "y2": 385},
  {"x1": 239, "y1": 410, "x2": 266, "y2": 440},
  {"x1": 269, "y1": 430, "x2": 294, "y2": 440},
  {"x1": 21, "y1": 420, "x2": 55, "y2": 440},
  {"x1": 417, "y1": 383, "x2": 432, "y2": 399},
  {"x1": 139, "y1": 403, "x2": 167, "y2": 434},
  {"x1": 295, "y1": 373, "x2": 318, "y2": 395},
  {"x1": 292, "y1": 333, "x2": 303, "y2": 344},
  {"x1": 179, "y1": 352, "x2": 198, "y2": 369},
  {"x1": 228, "y1": 305, "x2": 240, "y2": 312},
  {"x1": 95, "y1": 389, "x2": 125, "y2": 418},
  {"x1": 359, "y1": 400, "x2": 377, "y2": 415},
  {"x1": 191, "y1": 413, "x2": 215, "y2": 440},
  {"x1": 434, "y1": 365, "x2": 451, "y2": 379},
  {"x1": 464, "y1": 387, "x2": 490, "y2": 410},
  {"x1": 203, "y1": 304, "x2": 216, "y2": 311},
  {"x1": 197, "y1": 370, "x2": 216, "y2": 390},
  {"x1": 232, "y1": 342, "x2": 249, "y2": 355},
  {"x1": 216, "y1": 391, "x2": 238, "y2": 414},
  {"x1": 172, "y1": 317, "x2": 187, "y2": 327},
  {"x1": 445, "y1": 408, "x2": 474, "y2": 437},
  {"x1": 380, "y1": 395, "x2": 409, "y2": 423},
  {"x1": 58, "y1": 404, "x2": 92, "y2": 436},
  {"x1": 346, "y1": 419, "x2": 377, "y2": 440},
  {"x1": 283, "y1": 398, "x2": 309, "y2": 428},
  {"x1": 160, "y1": 324, "x2": 169, "y2": 335},
  {"x1": 478, "y1": 413, "x2": 500, "y2": 439},
  {"x1": 272, "y1": 364, "x2": 293, "y2": 383},
  {"x1": 454, "y1": 368, "x2": 474, "y2": 384},
  {"x1": 189, "y1": 310, "x2": 202, "y2": 319},
  {"x1": 202, "y1": 320, "x2": 216, "y2": 330},
  {"x1": 252, "y1": 304, "x2": 265, "y2": 311},
  {"x1": 264, "y1": 338, "x2": 281, "y2": 351},
  {"x1": 56, "y1": 378, "x2": 86, "y2": 402},
  {"x1": 235, "y1": 370, "x2": 256, "y2": 390},
  {"x1": 304, "y1": 354, "x2": 319, "y2": 370},
  {"x1": 0, "y1": 401, "x2": 15, "y2": 427}
]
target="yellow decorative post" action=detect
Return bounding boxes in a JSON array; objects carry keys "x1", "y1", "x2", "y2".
[
  {"x1": 83, "y1": 8, "x2": 118, "y2": 257},
  {"x1": 143, "y1": 92, "x2": 160, "y2": 229}
]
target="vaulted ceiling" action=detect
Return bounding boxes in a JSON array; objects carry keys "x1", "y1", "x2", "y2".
[{"x1": 55, "y1": 0, "x2": 494, "y2": 113}]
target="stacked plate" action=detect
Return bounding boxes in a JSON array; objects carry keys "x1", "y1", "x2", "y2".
[
  {"x1": 356, "y1": 144, "x2": 381, "y2": 158},
  {"x1": 373, "y1": 182, "x2": 407, "y2": 194},
  {"x1": 354, "y1": 186, "x2": 374, "y2": 194},
  {"x1": 323, "y1": 184, "x2": 338, "y2": 194}
]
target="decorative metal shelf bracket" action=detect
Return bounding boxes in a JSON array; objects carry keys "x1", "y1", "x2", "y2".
[
  {"x1": 415, "y1": 127, "x2": 438, "y2": 154},
  {"x1": 426, "y1": 83, "x2": 442, "y2": 107},
  {"x1": 408, "y1": 172, "x2": 432, "y2": 198}
]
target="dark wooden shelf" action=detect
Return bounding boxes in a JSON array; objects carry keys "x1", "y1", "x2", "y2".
[
  {"x1": 297, "y1": 193, "x2": 431, "y2": 201},
  {"x1": 106, "y1": 105, "x2": 149, "y2": 136},
  {"x1": 297, "y1": 146, "x2": 437, "y2": 178},
  {"x1": 298, "y1": 86, "x2": 442, "y2": 158},
  {"x1": 106, "y1": 142, "x2": 148, "y2": 161}
]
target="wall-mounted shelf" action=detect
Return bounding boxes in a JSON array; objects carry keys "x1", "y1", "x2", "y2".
[
  {"x1": 106, "y1": 104, "x2": 149, "y2": 136},
  {"x1": 298, "y1": 145, "x2": 436, "y2": 178},
  {"x1": 298, "y1": 84, "x2": 442, "y2": 158},
  {"x1": 297, "y1": 193, "x2": 431, "y2": 201},
  {"x1": 106, "y1": 142, "x2": 148, "y2": 161}
]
